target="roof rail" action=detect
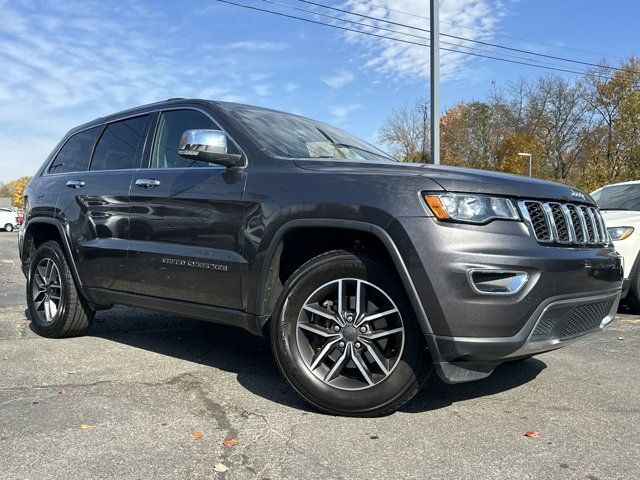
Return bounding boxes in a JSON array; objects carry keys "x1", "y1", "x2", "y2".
[{"x1": 165, "y1": 97, "x2": 186, "y2": 101}]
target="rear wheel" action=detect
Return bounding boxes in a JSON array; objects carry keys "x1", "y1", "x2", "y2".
[
  {"x1": 272, "y1": 251, "x2": 431, "y2": 416},
  {"x1": 27, "y1": 241, "x2": 94, "y2": 338},
  {"x1": 4, "y1": 223, "x2": 13, "y2": 232}
]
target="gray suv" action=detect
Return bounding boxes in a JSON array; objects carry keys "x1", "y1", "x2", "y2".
[{"x1": 19, "y1": 98, "x2": 623, "y2": 416}]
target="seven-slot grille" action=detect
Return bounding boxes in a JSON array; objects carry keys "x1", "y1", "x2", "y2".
[{"x1": 519, "y1": 201, "x2": 608, "y2": 246}]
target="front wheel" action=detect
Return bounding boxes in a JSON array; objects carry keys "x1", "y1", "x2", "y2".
[
  {"x1": 4, "y1": 223, "x2": 13, "y2": 232},
  {"x1": 26, "y1": 241, "x2": 94, "y2": 338},
  {"x1": 271, "y1": 251, "x2": 430, "y2": 416}
]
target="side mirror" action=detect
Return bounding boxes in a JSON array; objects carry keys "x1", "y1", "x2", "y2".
[{"x1": 178, "y1": 129, "x2": 243, "y2": 168}]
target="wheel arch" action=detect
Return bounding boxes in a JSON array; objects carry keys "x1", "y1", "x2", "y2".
[
  {"x1": 254, "y1": 219, "x2": 436, "y2": 341},
  {"x1": 21, "y1": 217, "x2": 86, "y2": 296}
]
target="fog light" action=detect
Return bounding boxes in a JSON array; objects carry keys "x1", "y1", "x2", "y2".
[{"x1": 468, "y1": 269, "x2": 528, "y2": 295}]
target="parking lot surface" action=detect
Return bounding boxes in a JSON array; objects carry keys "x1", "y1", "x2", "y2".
[{"x1": 0, "y1": 231, "x2": 639, "y2": 479}]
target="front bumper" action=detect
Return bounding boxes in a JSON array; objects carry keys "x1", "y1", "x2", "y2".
[
  {"x1": 389, "y1": 216, "x2": 623, "y2": 383},
  {"x1": 433, "y1": 287, "x2": 619, "y2": 370},
  {"x1": 430, "y1": 288, "x2": 620, "y2": 384}
]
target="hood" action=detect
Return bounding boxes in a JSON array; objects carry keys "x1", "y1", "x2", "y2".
[
  {"x1": 600, "y1": 210, "x2": 640, "y2": 226},
  {"x1": 295, "y1": 159, "x2": 594, "y2": 204},
  {"x1": 422, "y1": 165, "x2": 594, "y2": 204},
  {"x1": 293, "y1": 159, "x2": 430, "y2": 177}
]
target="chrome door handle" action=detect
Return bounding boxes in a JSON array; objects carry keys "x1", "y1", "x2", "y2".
[
  {"x1": 66, "y1": 180, "x2": 85, "y2": 189},
  {"x1": 135, "y1": 178, "x2": 160, "y2": 188}
]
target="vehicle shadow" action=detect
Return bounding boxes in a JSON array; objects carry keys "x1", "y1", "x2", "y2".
[
  {"x1": 401, "y1": 358, "x2": 546, "y2": 414},
  {"x1": 52, "y1": 307, "x2": 546, "y2": 415}
]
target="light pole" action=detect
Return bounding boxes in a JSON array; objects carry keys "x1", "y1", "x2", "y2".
[
  {"x1": 430, "y1": 0, "x2": 440, "y2": 165},
  {"x1": 518, "y1": 152, "x2": 532, "y2": 177}
]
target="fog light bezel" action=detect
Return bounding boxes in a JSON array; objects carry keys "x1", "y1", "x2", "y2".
[{"x1": 467, "y1": 269, "x2": 529, "y2": 296}]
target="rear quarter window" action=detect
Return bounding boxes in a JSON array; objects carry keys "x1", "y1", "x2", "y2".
[{"x1": 48, "y1": 127, "x2": 101, "y2": 174}]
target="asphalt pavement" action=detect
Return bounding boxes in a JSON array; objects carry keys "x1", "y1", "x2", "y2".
[{"x1": 0, "y1": 230, "x2": 638, "y2": 479}]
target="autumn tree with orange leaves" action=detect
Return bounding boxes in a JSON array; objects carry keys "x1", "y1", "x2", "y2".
[
  {"x1": 379, "y1": 57, "x2": 640, "y2": 192},
  {"x1": 0, "y1": 177, "x2": 31, "y2": 209}
]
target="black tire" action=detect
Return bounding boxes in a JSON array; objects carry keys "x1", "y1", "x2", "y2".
[
  {"x1": 4, "y1": 223, "x2": 13, "y2": 232},
  {"x1": 27, "y1": 241, "x2": 94, "y2": 338},
  {"x1": 271, "y1": 250, "x2": 431, "y2": 417},
  {"x1": 624, "y1": 261, "x2": 640, "y2": 313}
]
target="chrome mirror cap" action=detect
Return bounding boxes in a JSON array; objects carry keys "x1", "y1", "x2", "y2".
[{"x1": 178, "y1": 129, "x2": 243, "y2": 167}]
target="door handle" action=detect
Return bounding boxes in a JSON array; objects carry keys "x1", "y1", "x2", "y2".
[
  {"x1": 66, "y1": 180, "x2": 85, "y2": 189},
  {"x1": 135, "y1": 178, "x2": 161, "y2": 188}
]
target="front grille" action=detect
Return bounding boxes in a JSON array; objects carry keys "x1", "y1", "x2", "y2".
[
  {"x1": 561, "y1": 299, "x2": 615, "y2": 338},
  {"x1": 524, "y1": 202, "x2": 550, "y2": 241},
  {"x1": 519, "y1": 200, "x2": 609, "y2": 246},
  {"x1": 531, "y1": 317, "x2": 557, "y2": 338},
  {"x1": 550, "y1": 203, "x2": 570, "y2": 242}
]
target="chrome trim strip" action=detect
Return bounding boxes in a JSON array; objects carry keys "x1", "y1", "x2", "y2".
[
  {"x1": 519, "y1": 200, "x2": 554, "y2": 243},
  {"x1": 592, "y1": 207, "x2": 607, "y2": 242},
  {"x1": 560, "y1": 204, "x2": 576, "y2": 242},
  {"x1": 541, "y1": 203, "x2": 559, "y2": 243},
  {"x1": 574, "y1": 205, "x2": 589, "y2": 244},
  {"x1": 466, "y1": 269, "x2": 529, "y2": 296},
  {"x1": 585, "y1": 207, "x2": 600, "y2": 243}
]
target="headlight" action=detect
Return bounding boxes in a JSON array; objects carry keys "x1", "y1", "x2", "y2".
[
  {"x1": 607, "y1": 226, "x2": 634, "y2": 240},
  {"x1": 424, "y1": 193, "x2": 520, "y2": 224}
]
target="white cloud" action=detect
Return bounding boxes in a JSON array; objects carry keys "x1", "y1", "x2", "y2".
[
  {"x1": 322, "y1": 70, "x2": 355, "y2": 88},
  {"x1": 0, "y1": 1, "x2": 284, "y2": 180},
  {"x1": 284, "y1": 82, "x2": 300, "y2": 93},
  {"x1": 226, "y1": 41, "x2": 290, "y2": 52},
  {"x1": 253, "y1": 84, "x2": 271, "y2": 96},
  {"x1": 343, "y1": 0, "x2": 507, "y2": 81},
  {"x1": 329, "y1": 104, "x2": 361, "y2": 122}
]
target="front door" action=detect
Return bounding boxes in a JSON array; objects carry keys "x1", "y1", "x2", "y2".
[{"x1": 127, "y1": 108, "x2": 246, "y2": 309}]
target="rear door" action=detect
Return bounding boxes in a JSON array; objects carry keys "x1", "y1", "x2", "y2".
[
  {"x1": 127, "y1": 108, "x2": 247, "y2": 309},
  {"x1": 54, "y1": 115, "x2": 152, "y2": 291}
]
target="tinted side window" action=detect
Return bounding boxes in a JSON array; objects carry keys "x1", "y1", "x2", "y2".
[
  {"x1": 49, "y1": 127, "x2": 101, "y2": 174},
  {"x1": 90, "y1": 115, "x2": 148, "y2": 171},
  {"x1": 150, "y1": 110, "x2": 238, "y2": 168}
]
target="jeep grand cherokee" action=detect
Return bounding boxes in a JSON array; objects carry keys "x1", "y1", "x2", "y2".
[{"x1": 19, "y1": 98, "x2": 623, "y2": 416}]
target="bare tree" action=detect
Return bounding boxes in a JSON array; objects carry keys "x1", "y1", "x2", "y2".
[
  {"x1": 378, "y1": 99, "x2": 430, "y2": 162},
  {"x1": 528, "y1": 76, "x2": 594, "y2": 180}
]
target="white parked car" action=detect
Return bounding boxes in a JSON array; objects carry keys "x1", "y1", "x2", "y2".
[
  {"x1": 592, "y1": 181, "x2": 640, "y2": 308},
  {"x1": 0, "y1": 208, "x2": 18, "y2": 232}
]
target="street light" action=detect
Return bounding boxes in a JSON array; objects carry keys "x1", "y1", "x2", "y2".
[{"x1": 517, "y1": 152, "x2": 532, "y2": 177}]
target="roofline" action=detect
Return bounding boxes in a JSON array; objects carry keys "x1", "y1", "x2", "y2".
[
  {"x1": 593, "y1": 179, "x2": 640, "y2": 192},
  {"x1": 66, "y1": 98, "x2": 209, "y2": 135}
]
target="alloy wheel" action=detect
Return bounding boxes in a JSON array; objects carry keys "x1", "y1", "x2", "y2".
[
  {"x1": 31, "y1": 258, "x2": 63, "y2": 324},
  {"x1": 295, "y1": 278, "x2": 405, "y2": 391}
]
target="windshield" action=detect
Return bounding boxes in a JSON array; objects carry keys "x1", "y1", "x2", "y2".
[
  {"x1": 592, "y1": 184, "x2": 640, "y2": 211},
  {"x1": 221, "y1": 103, "x2": 395, "y2": 162}
]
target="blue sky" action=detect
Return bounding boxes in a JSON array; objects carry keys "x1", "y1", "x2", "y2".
[{"x1": 0, "y1": 0, "x2": 638, "y2": 181}]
